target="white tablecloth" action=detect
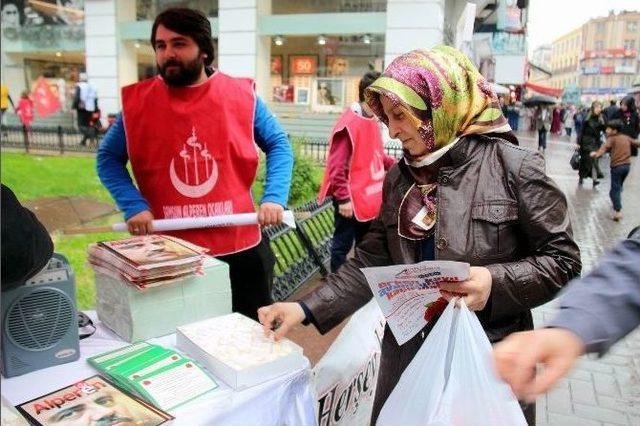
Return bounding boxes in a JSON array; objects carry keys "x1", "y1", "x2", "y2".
[{"x1": 1, "y1": 312, "x2": 316, "y2": 426}]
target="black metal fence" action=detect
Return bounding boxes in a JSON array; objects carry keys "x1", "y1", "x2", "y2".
[
  {"x1": 0, "y1": 125, "x2": 103, "y2": 154},
  {"x1": 292, "y1": 135, "x2": 404, "y2": 163},
  {"x1": 0, "y1": 126, "x2": 404, "y2": 162}
]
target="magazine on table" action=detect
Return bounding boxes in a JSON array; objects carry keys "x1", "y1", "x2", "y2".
[
  {"x1": 15, "y1": 375, "x2": 173, "y2": 425},
  {"x1": 360, "y1": 260, "x2": 470, "y2": 345},
  {"x1": 97, "y1": 235, "x2": 207, "y2": 269}
]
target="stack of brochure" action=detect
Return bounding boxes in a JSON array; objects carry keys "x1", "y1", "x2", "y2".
[
  {"x1": 87, "y1": 342, "x2": 222, "y2": 411},
  {"x1": 88, "y1": 235, "x2": 208, "y2": 289},
  {"x1": 177, "y1": 313, "x2": 307, "y2": 389}
]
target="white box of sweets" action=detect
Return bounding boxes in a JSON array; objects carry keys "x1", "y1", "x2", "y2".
[{"x1": 176, "y1": 313, "x2": 307, "y2": 390}]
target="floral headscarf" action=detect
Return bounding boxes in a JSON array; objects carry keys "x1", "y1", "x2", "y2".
[{"x1": 364, "y1": 46, "x2": 511, "y2": 240}]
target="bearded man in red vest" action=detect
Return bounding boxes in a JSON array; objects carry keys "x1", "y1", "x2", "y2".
[
  {"x1": 97, "y1": 8, "x2": 293, "y2": 320},
  {"x1": 318, "y1": 71, "x2": 396, "y2": 272}
]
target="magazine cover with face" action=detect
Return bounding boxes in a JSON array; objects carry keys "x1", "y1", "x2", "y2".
[
  {"x1": 98, "y1": 235, "x2": 205, "y2": 266},
  {"x1": 15, "y1": 375, "x2": 173, "y2": 425}
]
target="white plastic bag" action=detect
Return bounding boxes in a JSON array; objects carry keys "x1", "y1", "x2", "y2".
[{"x1": 377, "y1": 299, "x2": 526, "y2": 426}]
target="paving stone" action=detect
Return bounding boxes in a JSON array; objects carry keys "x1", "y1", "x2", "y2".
[
  {"x1": 547, "y1": 387, "x2": 573, "y2": 415},
  {"x1": 573, "y1": 403, "x2": 630, "y2": 425},
  {"x1": 547, "y1": 412, "x2": 601, "y2": 426},
  {"x1": 571, "y1": 379, "x2": 598, "y2": 405},
  {"x1": 592, "y1": 373, "x2": 621, "y2": 398}
]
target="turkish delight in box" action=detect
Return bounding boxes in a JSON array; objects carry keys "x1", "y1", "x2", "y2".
[{"x1": 176, "y1": 313, "x2": 307, "y2": 389}]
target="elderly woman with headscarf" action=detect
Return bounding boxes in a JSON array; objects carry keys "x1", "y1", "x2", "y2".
[{"x1": 258, "y1": 46, "x2": 581, "y2": 425}]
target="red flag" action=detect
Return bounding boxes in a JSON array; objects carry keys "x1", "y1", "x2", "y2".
[{"x1": 32, "y1": 77, "x2": 61, "y2": 117}]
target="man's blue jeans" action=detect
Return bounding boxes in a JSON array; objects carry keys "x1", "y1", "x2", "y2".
[{"x1": 610, "y1": 164, "x2": 630, "y2": 212}]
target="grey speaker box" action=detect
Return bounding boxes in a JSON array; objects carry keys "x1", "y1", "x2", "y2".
[{"x1": 1, "y1": 254, "x2": 80, "y2": 378}]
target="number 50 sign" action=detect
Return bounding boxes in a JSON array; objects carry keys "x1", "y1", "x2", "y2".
[{"x1": 290, "y1": 56, "x2": 318, "y2": 75}]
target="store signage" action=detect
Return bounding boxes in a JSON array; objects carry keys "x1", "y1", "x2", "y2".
[
  {"x1": 581, "y1": 66, "x2": 600, "y2": 74},
  {"x1": 615, "y1": 65, "x2": 637, "y2": 74},
  {"x1": 491, "y1": 32, "x2": 526, "y2": 55},
  {"x1": 581, "y1": 87, "x2": 628, "y2": 95},
  {"x1": 582, "y1": 49, "x2": 637, "y2": 59},
  {"x1": 290, "y1": 56, "x2": 317, "y2": 75},
  {"x1": 600, "y1": 65, "x2": 614, "y2": 74}
]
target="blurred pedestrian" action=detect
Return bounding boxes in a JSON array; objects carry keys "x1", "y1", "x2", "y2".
[
  {"x1": 1, "y1": 80, "x2": 15, "y2": 125},
  {"x1": 578, "y1": 101, "x2": 605, "y2": 187},
  {"x1": 603, "y1": 99, "x2": 621, "y2": 122},
  {"x1": 535, "y1": 105, "x2": 551, "y2": 155},
  {"x1": 494, "y1": 229, "x2": 640, "y2": 402},
  {"x1": 590, "y1": 119, "x2": 640, "y2": 221},
  {"x1": 619, "y1": 95, "x2": 639, "y2": 157},
  {"x1": 15, "y1": 91, "x2": 34, "y2": 144},
  {"x1": 574, "y1": 107, "x2": 584, "y2": 136},
  {"x1": 73, "y1": 72, "x2": 98, "y2": 146},
  {"x1": 551, "y1": 105, "x2": 562, "y2": 135},
  {"x1": 318, "y1": 71, "x2": 396, "y2": 272},
  {"x1": 563, "y1": 105, "x2": 575, "y2": 140}
]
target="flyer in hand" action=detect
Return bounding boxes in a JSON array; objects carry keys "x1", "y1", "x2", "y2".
[
  {"x1": 15, "y1": 375, "x2": 173, "y2": 425},
  {"x1": 360, "y1": 261, "x2": 469, "y2": 345}
]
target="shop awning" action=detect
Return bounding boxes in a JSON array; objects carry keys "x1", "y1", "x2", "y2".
[{"x1": 524, "y1": 82, "x2": 563, "y2": 97}]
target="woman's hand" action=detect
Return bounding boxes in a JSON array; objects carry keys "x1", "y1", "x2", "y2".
[
  {"x1": 257, "y1": 302, "x2": 306, "y2": 341},
  {"x1": 438, "y1": 266, "x2": 492, "y2": 311}
]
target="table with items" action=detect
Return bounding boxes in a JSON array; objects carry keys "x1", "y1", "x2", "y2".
[{"x1": 1, "y1": 311, "x2": 316, "y2": 426}]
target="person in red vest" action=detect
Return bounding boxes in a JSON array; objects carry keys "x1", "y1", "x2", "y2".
[
  {"x1": 97, "y1": 8, "x2": 293, "y2": 320},
  {"x1": 318, "y1": 71, "x2": 396, "y2": 272}
]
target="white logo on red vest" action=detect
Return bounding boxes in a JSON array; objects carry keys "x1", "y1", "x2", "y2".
[
  {"x1": 370, "y1": 150, "x2": 385, "y2": 181},
  {"x1": 169, "y1": 127, "x2": 218, "y2": 198}
]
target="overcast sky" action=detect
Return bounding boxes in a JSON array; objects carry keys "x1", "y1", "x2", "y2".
[{"x1": 527, "y1": 0, "x2": 640, "y2": 52}]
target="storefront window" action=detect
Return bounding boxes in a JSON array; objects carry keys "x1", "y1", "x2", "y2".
[
  {"x1": 270, "y1": 34, "x2": 384, "y2": 111},
  {"x1": 1, "y1": 0, "x2": 84, "y2": 47},
  {"x1": 272, "y1": 0, "x2": 386, "y2": 14},
  {"x1": 137, "y1": 0, "x2": 218, "y2": 20},
  {"x1": 24, "y1": 59, "x2": 84, "y2": 112}
]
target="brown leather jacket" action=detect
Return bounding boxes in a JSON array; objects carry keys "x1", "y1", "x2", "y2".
[{"x1": 301, "y1": 134, "x2": 581, "y2": 424}]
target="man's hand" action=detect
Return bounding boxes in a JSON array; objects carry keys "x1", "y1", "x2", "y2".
[
  {"x1": 338, "y1": 201, "x2": 353, "y2": 218},
  {"x1": 493, "y1": 328, "x2": 585, "y2": 402},
  {"x1": 257, "y1": 302, "x2": 306, "y2": 341},
  {"x1": 258, "y1": 202, "x2": 284, "y2": 227},
  {"x1": 126, "y1": 210, "x2": 154, "y2": 235},
  {"x1": 438, "y1": 266, "x2": 492, "y2": 311}
]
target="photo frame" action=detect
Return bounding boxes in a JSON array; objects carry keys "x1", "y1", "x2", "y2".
[
  {"x1": 312, "y1": 78, "x2": 345, "y2": 113},
  {"x1": 326, "y1": 56, "x2": 349, "y2": 76},
  {"x1": 294, "y1": 87, "x2": 310, "y2": 105},
  {"x1": 270, "y1": 55, "x2": 283, "y2": 75},
  {"x1": 289, "y1": 55, "x2": 318, "y2": 75},
  {"x1": 272, "y1": 85, "x2": 294, "y2": 103}
]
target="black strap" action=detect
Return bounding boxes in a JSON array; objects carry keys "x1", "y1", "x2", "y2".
[{"x1": 77, "y1": 311, "x2": 96, "y2": 340}]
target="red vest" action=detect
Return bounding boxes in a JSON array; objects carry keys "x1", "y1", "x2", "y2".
[
  {"x1": 318, "y1": 108, "x2": 386, "y2": 222},
  {"x1": 122, "y1": 72, "x2": 261, "y2": 256}
]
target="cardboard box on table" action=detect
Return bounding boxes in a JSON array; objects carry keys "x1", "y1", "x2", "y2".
[
  {"x1": 95, "y1": 257, "x2": 231, "y2": 342},
  {"x1": 176, "y1": 313, "x2": 307, "y2": 390}
]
